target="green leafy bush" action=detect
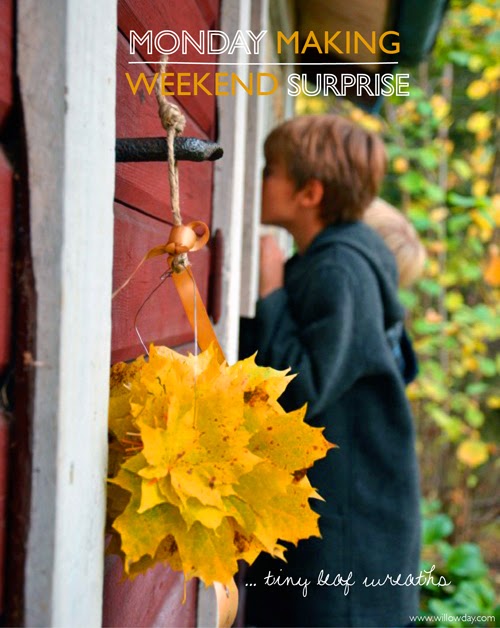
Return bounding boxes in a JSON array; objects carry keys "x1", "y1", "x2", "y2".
[{"x1": 419, "y1": 500, "x2": 499, "y2": 627}]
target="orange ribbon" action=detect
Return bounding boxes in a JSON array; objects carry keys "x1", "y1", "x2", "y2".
[
  {"x1": 113, "y1": 221, "x2": 225, "y2": 363},
  {"x1": 214, "y1": 579, "x2": 239, "y2": 628},
  {"x1": 147, "y1": 221, "x2": 209, "y2": 258}
]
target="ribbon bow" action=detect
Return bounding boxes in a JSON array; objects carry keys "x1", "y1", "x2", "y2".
[
  {"x1": 113, "y1": 221, "x2": 224, "y2": 363},
  {"x1": 147, "y1": 221, "x2": 209, "y2": 260}
]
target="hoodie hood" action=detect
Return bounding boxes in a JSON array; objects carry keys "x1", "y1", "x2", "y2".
[{"x1": 293, "y1": 221, "x2": 405, "y2": 330}]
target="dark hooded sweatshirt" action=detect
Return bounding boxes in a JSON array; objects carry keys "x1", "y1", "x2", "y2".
[{"x1": 240, "y1": 222, "x2": 421, "y2": 628}]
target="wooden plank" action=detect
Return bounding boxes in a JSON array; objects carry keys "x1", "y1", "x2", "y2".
[
  {"x1": 114, "y1": 159, "x2": 214, "y2": 227},
  {"x1": 210, "y1": 0, "x2": 252, "y2": 363},
  {"x1": 196, "y1": 0, "x2": 220, "y2": 28},
  {"x1": 118, "y1": 0, "x2": 217, "y2": 137},
  {"x1": 103, "y1": 555, "x2": 197, "y2": 628},
  {"x1": 0, "y1": 413, "x2": 8, "y2": 614},
  {"x1": 116, "y1": 33, "x2": 210, "y2": 139},
  {"x1": 111, "y1": 203, "x2": 211, "y2": 364},
  {"x1": 240, "y1": 0, "x2": 269, "y2": 318},
  {"x1": 0, "y1": 0, "x2": 13, "y2": 129},
  {"x1": 18, "y1": 2, "x2": 116, "y2": 624},
  {"x1": 115, "y1": 34, "x2": 215, "y2": 225},
  {"x1": 0, "y1": 149, "x2": 13, "y2": 373}
]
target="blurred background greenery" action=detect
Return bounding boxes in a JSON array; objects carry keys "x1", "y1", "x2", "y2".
[{"x1": 296, "y1": 0, "x2": 499, "y2": 624}]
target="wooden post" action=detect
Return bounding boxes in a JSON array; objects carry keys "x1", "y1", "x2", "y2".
[{"x1": 17, "y1": 1, "x2": 117, "y2": 624}]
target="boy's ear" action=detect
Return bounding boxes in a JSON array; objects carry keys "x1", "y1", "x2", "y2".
[{"x1": 298, "y1": 178, "x2": 324, "y2": 208}]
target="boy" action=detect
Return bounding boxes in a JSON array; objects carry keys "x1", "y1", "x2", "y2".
[{"x1": 240, "y1": 115, "x2": 421, "y2": 628}]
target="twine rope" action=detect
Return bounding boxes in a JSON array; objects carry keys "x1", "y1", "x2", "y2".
[
  {"x1": 155, "y1": 56, "x2": 186, "y2": 228},
  {"x1": 154, "y1": 57, "x2": 198, "y2": 356}
]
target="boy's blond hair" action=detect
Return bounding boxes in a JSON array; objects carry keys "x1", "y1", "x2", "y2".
[
  {"x1": 264, "y1": 114, "x2": 387, "y2": 224},
  {"x1": 363, "y1": 198, "x2": 426, "y2": 287}
]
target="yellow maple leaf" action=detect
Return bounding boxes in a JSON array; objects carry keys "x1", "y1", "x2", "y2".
[
  {"x1": 467, "y1": 79, "x2": 490, "y2": 100},
  {"x1": 484, "y1": 64, "x2": 500, "y2": 79},
  {"x1": 466, "y1": 111, "x2": 492, "y2": 134},
  {"x1": 392, "y1": 157, "x2": 409, "y2": 174},
  {"x1": 472, "y1": 179, "x2": 489, "y2": 197},
  {"x1": 492, "y1": 195, "x2": 500, "y2": 226},
  {"x1": 484, "y1": 246, "x2": 500, "y2": 286},
  {"x1": 470, "y1": 210, "x2": 493, "y2": 241},
  {"x1": 430, "y1": 94, "x2": 450, "y2": 120},
  {"x1": 176, "y1": 518, "x2": 241, "y2": 584},
  {"x1": 468, "y1": 2, "x2": 494, "y2": 24},
  {"x1": 107, "y1": 344, "x2": 334, "y2": 586},
  {"x1": 235, "y1": 461, "x2": 322, "y2": 552},
  {"x1": 486, "y1": 395, "x2": 500, "y2": 409},
  {"x1": 456, "y1": 439, "x2": 489, "y2": 468},
  {"x1": 249, "y1": 407, "x2": 334, "y2": 472},
  {"x1": 108, "y1": 359, "x2": 143, "y2": 444},
  {"x1": 429, "y1": 207, "x2": 448, "y2": 223},
  {"x1": 110, "y1": 468, "x2": 184, "y2": 570}
]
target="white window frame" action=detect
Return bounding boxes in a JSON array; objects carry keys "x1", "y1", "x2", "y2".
[
  {"x1": 212, "y1": 0, "x2": 296, "y2": 360},
  {"x1": 211, "y1": 0, "x2": 253, "y2": 364}
]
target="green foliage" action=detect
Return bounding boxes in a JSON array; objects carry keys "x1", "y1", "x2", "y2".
[
  {"x1": 377, "y1": 0, "x2": 500, "y2": 507},
  {"x1": 381, "y1": 3, "x2": 500, "y2": 618},
  {"x1": 419, "y1": 500, "x2": 498, "y2": 627}
]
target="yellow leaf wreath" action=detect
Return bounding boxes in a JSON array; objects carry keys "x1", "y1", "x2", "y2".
[{"x1": 107, "y1": 343, "x2": 333, "y2": 586}]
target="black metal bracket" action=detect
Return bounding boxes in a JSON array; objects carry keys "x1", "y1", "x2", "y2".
[{"x1": 115, "y1": 137, "x2": 223, "y2": 163}]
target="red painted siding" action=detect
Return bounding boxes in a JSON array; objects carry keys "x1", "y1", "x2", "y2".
[
  {"x1": 0, "y1": 150, "x2": 13, "y2": 373},
  {"x1": 0, "y1": 0, "x2": 13, "y2": 128},
  {"x1": 115, "y1": 34, "x2": 215, "y2": 226},
  {"x1": 103, "y1": 555, "x2": 197, "y2": 628},
  {"x1": 0, "y1": 0, "x2": 13, "y2": 613},
  {"x1": 0, "y1": 413, "x2": 8, "y2": 614},
  {"x1": 112, "y1": 24, "x2": 216, "y2": 364},
  {"x1": 104, "y1": 1, "x2": 221, "y2": 624},
  {"x1": 111, "y1": 202, "x2": 211, "y2": 363},
  {"x1": 118, "y1": 0, "x2": 217, "y2": 137}
]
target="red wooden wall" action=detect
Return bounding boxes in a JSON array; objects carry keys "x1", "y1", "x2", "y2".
[
  {"x1": 103, "y1": 0, "x2": 220, "y2": 625},
  {"x1": 0, "y1": 0, "x2": 14, "y2": 614},
  {"x1": 111, "y1": 0, "x2": 220, "y2": 364}
]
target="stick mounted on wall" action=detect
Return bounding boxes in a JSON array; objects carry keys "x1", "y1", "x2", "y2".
[{"x1": 115, "y1": 137, "x2": 224, "y2": 162}]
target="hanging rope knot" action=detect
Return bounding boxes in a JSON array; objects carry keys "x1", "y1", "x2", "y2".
[
  {"x1": 157, "y1": 98, "x2": 186, "y2": 136},
  {"x1": 154, "y1": 55, "x2": 187, "y2": 228},
  {"x1": 155, "y1": 56, "x2": 186, "y2": 135}
]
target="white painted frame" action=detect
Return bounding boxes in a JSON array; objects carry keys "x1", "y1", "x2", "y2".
[
  {"x1": 18, "y1": 1, "x2": 117, "y2": 626},
  {"x1": 255, "y1": 0, "x2": 297, "y2": 280},
  {"x1": 211, "y1": 0, "x2": 253, "y2": 363},
  {"x1": 212, "y1": 0, "x2": 297, "y2": 353},
  {"x1": 239, "y1": 0, "x2": 270, "y2": 319},
  {"x1": 239, "y1": 0, "x2": 297, "y2": 318}
]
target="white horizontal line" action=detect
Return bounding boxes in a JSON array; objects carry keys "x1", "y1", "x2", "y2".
[{"x1": 128, "y1": 61, "x2": 398, "y2": 66}]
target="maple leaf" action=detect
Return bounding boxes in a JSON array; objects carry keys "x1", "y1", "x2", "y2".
[
  {"x1": 110, "y1": 468, "x2": 180, "y2": 570},
  {"x1": 249, "y1": 406, "x2": 334, "y2": 472},
  {"x1": 174, "y1": 518, "x2": 240, "y2": 584},
  {"x1": 107, "y1": 344, "x2": 334, "y2": 586},
  {"x1": 235, "y1": 461, "x2": 322, "y2": 552},
  {"x1": 484, "y1": 245, "x2": 500, "y2": 286}
]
